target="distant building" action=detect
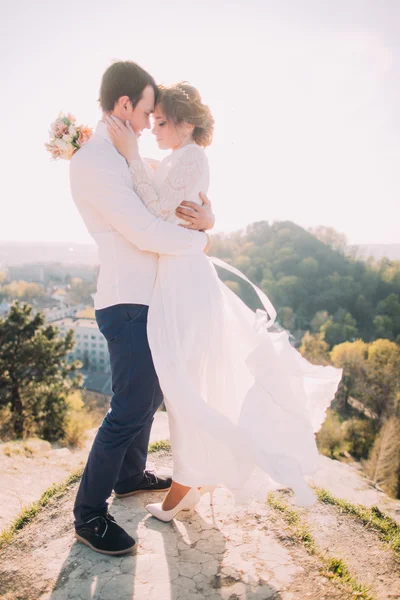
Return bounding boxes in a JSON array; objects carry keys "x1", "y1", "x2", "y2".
[
  {"x1": 43, "y1": 302, "x2": 85, "y2": 323},
  {"x1": 52, "y1": 317, "x2": 110, "y2": 373},
  {"x1": 50, "y1": 288, "x2": 68, "y2": 308}
]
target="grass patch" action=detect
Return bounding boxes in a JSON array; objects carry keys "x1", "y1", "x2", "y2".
[
  {"x1": 0, "y1": 437, "x2": 171, "y2": 549},
  {"x1": 315, "y1": 487, "x2": 400, "y2": 556},
  {"x1": 267, "y1": 491, "x2": 315, "y2": 550},
  {"x1": 148, "y1": 439, "x2": 171, "y2": 453},
  {"x1": 267, "y1": 492, "x2": 373, "y2": 600},
  {"x1": 3, "y1": 440, "x2": 38, "y2": 458},
  {"x1": 267, "y1": 492, "x2": 299, "y2": 522},
  {"x1": 0, "y1": 466, "x2": 84, "y2": 549},
  {"x1": 323, "y1": 557, "x2": 372, "y2": 599}
]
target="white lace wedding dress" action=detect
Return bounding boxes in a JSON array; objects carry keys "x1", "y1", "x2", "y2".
[{"x1": 128, "y1": 144, "x2": 342, "y2": 506}]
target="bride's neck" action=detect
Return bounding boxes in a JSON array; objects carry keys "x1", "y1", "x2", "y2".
[{"x1": 172, "y1": 137, "x2": 195, "y2": 152}]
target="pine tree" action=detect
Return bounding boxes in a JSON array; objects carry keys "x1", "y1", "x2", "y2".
[{"x1": 0, "y1": 302, "x2": 82, "y2": 440}]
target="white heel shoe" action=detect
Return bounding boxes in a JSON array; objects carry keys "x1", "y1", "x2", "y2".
[
  {"x1": 199, "y1": 486, "x2": 216, "y2": 506},
  {"x1": 146, "y1": 488, "x2": 201, "y2": 522}
]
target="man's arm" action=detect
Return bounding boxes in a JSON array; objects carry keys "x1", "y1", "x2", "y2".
[
  {"x1": 105, "y1": 116, "x2": 215, "y2": 232},
  {"x1": 70, "y1": 155, "x2": 207, "y2": 256}
]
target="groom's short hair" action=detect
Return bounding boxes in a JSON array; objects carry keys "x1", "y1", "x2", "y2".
[{"x1": 99, "y1": 61, "x2": 158, "y2": 112}]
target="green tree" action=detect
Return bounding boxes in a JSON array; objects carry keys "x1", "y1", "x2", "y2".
[
  {"x1": 321, "y1": 309, "x2": 357, "y2": 346},
  {"x1": 364, "y1": 339, "x2": 400, "y2": 422},
  {"x1": 0, "y1": 302, "x2": 82, "y2": 439},
  {"x1": 373, "y1": 314, "x2": 394, "y2": 340},
  {"x1": 316, "y1": 411, "x2": 345, "y2": 458},
  {"x1": 343, "y1": 418, "x2": 376, "y2": 460},
  {"x1": 279, "y1": 306, "x2": 294, "y2": 330},
  {"x1": 308, "y1": 226, "x2": 347, "y2": 253},
  {"x1": 275, "y1": 275, "x2": 299, "y2": 308},
  {"x1": 2, "y1": 281, "x2": 45, "y2": 301},
  {"x1": 330, "y1": 340, "x2": 368, "y2": 409},
  {"x1": 299, "y1": 331, "x2": 330, "y2": 365},
  {"x1": 69, "y1": 277, "x2": 96, "y2": 304},
  {"x1": 299, "y1": 256, "x2": 319, "y2": 279},
  {"x1": 373, "y1": 293, "x2": 400, "y2": 340},
  {"x1": 311, "y1": 310, "x2": 329, "y2": 333}
]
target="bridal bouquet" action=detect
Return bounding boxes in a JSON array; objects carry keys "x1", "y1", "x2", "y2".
[{"x1": 45, "y1": 113, "x2": 92, "y2": 160}]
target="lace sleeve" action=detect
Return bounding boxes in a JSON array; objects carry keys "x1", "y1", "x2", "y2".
[{"x1": 128, "y1": 146, "x2": 207, "y2": 219}]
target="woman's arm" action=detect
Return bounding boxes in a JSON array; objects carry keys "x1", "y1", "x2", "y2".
[
  {"x1": 143, "y1": 158, "x2": 160, "y2": 171},
  {"x1": 70, "y1": 148, "x2": 208, "y2": 256},
  {"x1": 128, "y1": 146, "x2": 207, "y2": 219},
  {"x1": 106, "y1": 116, "x2": 212, "y2": 228}
]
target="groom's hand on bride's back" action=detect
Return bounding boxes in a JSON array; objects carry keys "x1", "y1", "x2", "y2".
[{"x1": 176, "y1": 192, "x2": 215, "y2": 231}]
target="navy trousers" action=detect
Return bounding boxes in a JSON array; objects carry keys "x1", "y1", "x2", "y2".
[{"x1": 73, "y1": 303, "x2": 163, "y2": 527}]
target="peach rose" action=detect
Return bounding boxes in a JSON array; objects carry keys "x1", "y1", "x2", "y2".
[
  {"x1": 44, "y1": 143, "x2": 61, "y2": 159},
  {"x1": 78, "y1": 125, "x2": 93, "y2": 146}
]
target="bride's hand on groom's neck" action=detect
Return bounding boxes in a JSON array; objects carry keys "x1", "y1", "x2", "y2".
[
  {"x1": 177, "y1": 192, "x2": 215, "y2": 232},
  {"x1": 106, "y1": 115, "x2": 139, "y2": 163}
]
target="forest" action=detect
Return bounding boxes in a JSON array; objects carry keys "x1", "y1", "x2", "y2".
[{"x1": 212, "y1": 221, "x2": 400, "y2": 346}]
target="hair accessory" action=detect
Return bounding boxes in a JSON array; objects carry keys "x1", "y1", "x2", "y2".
[{"x1": 176, "y1": 86, "x2": 191, "y2": 102}]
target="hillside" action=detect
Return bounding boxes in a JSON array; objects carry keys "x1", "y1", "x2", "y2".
[
  {"x1": 1, "y1": 233, "x2": 399, "y2": 268},
  {"x1": 2, "y1": 221, "x2": 399, "y2": 353},
  {"x1": 212, "y1": 221, "x2": 400, "y2": 344}
]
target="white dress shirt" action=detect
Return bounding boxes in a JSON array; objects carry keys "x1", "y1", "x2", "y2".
[{"x1": 69, "y1": 121, "x2": 207, "y2": 309}]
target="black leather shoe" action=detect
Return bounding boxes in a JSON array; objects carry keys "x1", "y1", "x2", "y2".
[
  {"x1": 75, "y1": 512, "x2": 136, "y2": 555},
  {"x1": 114, "y1": 470, "x2": 172, "y2": 498}
]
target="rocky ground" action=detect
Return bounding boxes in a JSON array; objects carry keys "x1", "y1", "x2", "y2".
[
  {"x1": 0, "y1": 412, "x2": 169, "y2": 532},
  {"x1": 1, "y1": 447, "x2": 399, "y2": 600},
  {"x1": 1, "y1": 411, "x2": 400, "y2": 600}
]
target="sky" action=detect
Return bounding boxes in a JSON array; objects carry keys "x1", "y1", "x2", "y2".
[{"x1": 1, "y1": 0, "x2": 399, "y2": 245}]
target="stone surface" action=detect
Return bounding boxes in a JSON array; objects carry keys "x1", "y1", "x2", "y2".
[
  {"x1": 0, "y1": 410, "x2": 170, "y2": 531},
  {"x1": 2, "y1": 464, "x2": 389, "y2": 600},
  {"x1": 1, "y1": 415, "x2": 400, "y2": 600}
]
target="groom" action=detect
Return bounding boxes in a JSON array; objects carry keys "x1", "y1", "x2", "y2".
[{"x1": 70, "y1": 60, "x2": 214, "y2": 555}]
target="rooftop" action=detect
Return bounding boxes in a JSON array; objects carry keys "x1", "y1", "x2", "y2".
[{"x1": 52, "y1": 318, "x2": 98, "y2": 330}]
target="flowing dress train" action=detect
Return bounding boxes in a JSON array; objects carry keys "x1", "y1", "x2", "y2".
[{"x1": 127, "y1": 145, "x2": 342, "y2": 505}]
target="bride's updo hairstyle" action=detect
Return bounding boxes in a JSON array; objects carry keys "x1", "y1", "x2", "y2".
[{"x1": 157, "y1": 82, "x2": 214, "y2": 148}]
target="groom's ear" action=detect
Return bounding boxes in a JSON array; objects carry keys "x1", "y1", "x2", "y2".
[{"x1": 115, "y1": 96, "x2": 132, "y2": 113}]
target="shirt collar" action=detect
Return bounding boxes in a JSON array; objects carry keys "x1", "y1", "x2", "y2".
[{"x1": 95, "y1": 120, "x2": 113, "y2": 144}]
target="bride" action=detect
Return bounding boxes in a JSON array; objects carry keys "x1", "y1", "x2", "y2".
[{"x1": 106, "y1": 82, "x2": 342, "y2": 521}]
